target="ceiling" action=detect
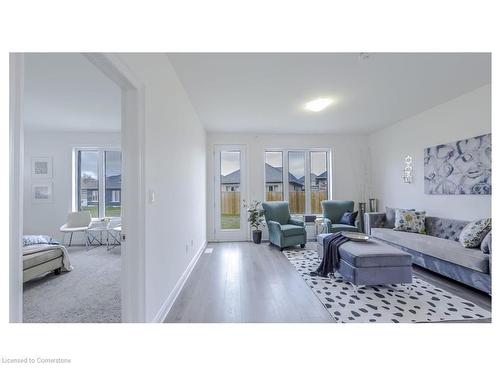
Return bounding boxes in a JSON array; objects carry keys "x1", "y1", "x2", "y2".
[
  {"x1": 168, "y1": 53, "x2": 491, "y2": 134},
  {"x1": 24, "y1": 53, "x2": 121, "y2": 132}
]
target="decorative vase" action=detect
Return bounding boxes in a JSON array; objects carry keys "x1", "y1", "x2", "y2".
[
  {"x1": 252, "y1": 230, "x2": 262, "y2": 244},
  {"x1": 358, "y1": 202, "x2": 367, "y2": 233}
]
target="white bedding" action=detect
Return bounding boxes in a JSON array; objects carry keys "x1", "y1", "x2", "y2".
[{"x1": 22, "y1": 244, "x2": 73, "y2": 272}]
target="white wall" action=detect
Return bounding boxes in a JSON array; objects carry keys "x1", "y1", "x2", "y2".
[
  {"x1": 369, "y1": 84, "x2": 491, "y2": 221},
  {"x1": 206, "y1": 132, "x2": 369, "y2": 241},
  {"x1": 119, "y1": 54, "x2": 207, "y2": 322},
  {"x1": 23, "y1": 131, "x2": 121, "y2": 241}
]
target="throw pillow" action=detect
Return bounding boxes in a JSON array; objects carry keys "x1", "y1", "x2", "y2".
[
  {"x1": 23, "y1": 235, "x2": 59, "y2": 247},
  {"x1": 340, "y1": 211, "x2": 358, "y2": 226},
  {"x1": 385, "y1": 207, "x2": 396, "y2": 228},
  {"x1": 480, "y1": 231, "x2": 492, "y2": 254},
  {"x1": 459, "y1": 218, "x2": 491, "y2": 248},
  {"x1": 385, "y1": 206, "x2": 415, "y2": 228},
  {"x1": 394, "y1": 209, "x2": 426, "y2": 234}
]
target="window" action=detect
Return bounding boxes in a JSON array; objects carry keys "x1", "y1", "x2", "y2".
[
  {"x1": 76, "y1": 148, "x2": 121, "y2": 218},
  {"x1": 310, "y1": 151, "x2": 328, "y2": 214},
  {"x1": 78, "y1": 150, "x2": 99, "y2": 217},
  {"x1": 105, "y1": 151, "x2": 122, "y2": 217},
  {"x1": 288, "y1": 151, "x2": 306, "y2": 214},
  {"x1": 265, "y1": 149, "x2": 331, "y2": 214},
  {"x1": 265, "y1": 151, "x2": 283, "y2": 201}
]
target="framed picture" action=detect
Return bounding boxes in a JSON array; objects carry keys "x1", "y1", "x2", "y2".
[
  {"x1": 31, "y1": 156, "x2": 53, "y2": 179},
  {"x1": 424, "y1": 133, "x2": 491, "y2": 195},
  {"x1": 32, "y1": 182, "x2": 53, "y2": 203}
]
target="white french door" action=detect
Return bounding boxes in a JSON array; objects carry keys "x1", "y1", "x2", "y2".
[{"x1": 214, "y1": 145, "x2": 248, "y2": 241}]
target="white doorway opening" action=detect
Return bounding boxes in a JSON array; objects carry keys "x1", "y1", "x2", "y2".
[{"x1": 9, "y1": 53, "x2": 146, "y2": 323}]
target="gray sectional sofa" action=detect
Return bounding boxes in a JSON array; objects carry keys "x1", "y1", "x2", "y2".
[{"x1": 365, "y1": 213, "x2": 491, "y2": 294}]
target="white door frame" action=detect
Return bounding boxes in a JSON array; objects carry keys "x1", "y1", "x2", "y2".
[
  {"x1": 9, "y1": 53, "x2": 147, "y2": 323},
  {"x1": 9, "y1": 53, "x2": 24, "y2": 323},
  {"x1": 214, "y1": 144, "x2": 248, "y2": 241}
]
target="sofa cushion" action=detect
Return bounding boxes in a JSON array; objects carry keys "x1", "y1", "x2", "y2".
[
  {"x1": 394, "y1": 209, "x2": 426, "y2": 234},
  {"x1": 339, "y1": 240, "x2": 412, "y2": 268},
  {"x1": 280, "y1": 224, "x2": 305, "y2": 237},
  {"x1": 23, "y1": 249, "x2": 62, "y2": 270},
  {"x1": 459, "y1": 218, "x2": 492, "y2": 248},
  {"x1": 425, "y1": 216, "x2": 469, "y2": 241},
  {"x1": 371, "y1": 228, "x2": 489, "y2": 273},
  {"x1": 331, "y1": 224, "x2": 358, "y2": 233}
]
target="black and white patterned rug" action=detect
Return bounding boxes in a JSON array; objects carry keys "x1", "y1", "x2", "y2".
[{"x1": 284, "y1": 248, "x2": 491, "y2": 323}]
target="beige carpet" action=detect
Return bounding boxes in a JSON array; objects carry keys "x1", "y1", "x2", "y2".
[{"x1": 23, "y1": 245, "x2": 121, "y2": 323}]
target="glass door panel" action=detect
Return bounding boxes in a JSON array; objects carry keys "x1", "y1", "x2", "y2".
[
  {"x1": 214, "y1": 145, "x2": 247, "y2": 240},
  {"x1": 220, "y1": 151, "x2": 241, "y2": 230}
]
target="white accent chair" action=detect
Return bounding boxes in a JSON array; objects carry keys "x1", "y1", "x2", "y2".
[{"x1": 60, "y1": 211, "x2": 92, "y2": 247}]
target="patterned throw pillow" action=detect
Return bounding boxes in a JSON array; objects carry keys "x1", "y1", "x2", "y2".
[
  {"x1": 394, "y1": 209, "x2": 426, "y2": 234},
  {"x1": 23, "y1": 235, "x2": 59, "y2": 247},
  {"x1": 385, "y1": 207, "x2": 415, "y2": 228},
  {"x1": 480, "y1": 231, "x2": 492, "y2": 254},
  {"x1": 459, "y1": 218, "x2": 491, "y2": 248}
]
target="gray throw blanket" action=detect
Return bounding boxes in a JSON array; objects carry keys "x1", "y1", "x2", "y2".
[{"x1": 310, "y1": 232, "x2": 350, "y2": 277}]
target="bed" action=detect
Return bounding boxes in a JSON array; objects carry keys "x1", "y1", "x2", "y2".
[{"x1": 22, "y1": 236, "x2": 73, "y2": 282}]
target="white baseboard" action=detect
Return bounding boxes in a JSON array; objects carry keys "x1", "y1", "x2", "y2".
[{"x1": 152, "y1": 240, "x2": 207, "y2": 323}]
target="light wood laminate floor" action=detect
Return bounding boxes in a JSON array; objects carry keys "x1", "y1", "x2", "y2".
[{"x1": 165, "y1": 242, "x2": 491, "y2": 323}]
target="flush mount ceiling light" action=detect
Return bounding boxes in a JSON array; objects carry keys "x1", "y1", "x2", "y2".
[
  {"x1": 359, "y1": 52, "x2": 371, "y2": 60},
  {"x1": 304, "y1": 97, "x2": 334, "y2": 112}
]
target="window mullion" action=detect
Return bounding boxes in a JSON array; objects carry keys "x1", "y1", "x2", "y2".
[
  {"x1": 99, "y1": 150, "x2": 105, "y2": 218},
  {"x1": 305, "y1": 151, "x2": 311, "y2": 214},
  {"x1": 328, "y1": 150, "x2": 332, "y2": 200},
  {"x1": 283, "y1": 152, "x2": 289, "y2": 204},
  {"x1": 76, "y1": 150, "x2": 81, "y2": 212}
]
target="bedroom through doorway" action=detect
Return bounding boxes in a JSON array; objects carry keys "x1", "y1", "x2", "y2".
[{"x1": 21, "y1": 53, "x2": 123, "y2": 323}]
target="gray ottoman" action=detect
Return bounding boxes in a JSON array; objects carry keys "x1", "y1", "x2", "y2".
[{"x1": 317, "y1": 233, "x2": 413, "y2": 287}]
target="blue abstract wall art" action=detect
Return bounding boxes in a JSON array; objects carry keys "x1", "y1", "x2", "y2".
[{"x1": 424, "y1": 133, "x2": 491, "y2": 195}]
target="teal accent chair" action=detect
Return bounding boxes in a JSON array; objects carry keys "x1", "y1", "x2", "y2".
[
  {"x1": 262, "y1": 201, "x2": 307, "y2": 250},
  {"x1": 321, "y1": 200, "x2": 360, "y2": 234}
]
